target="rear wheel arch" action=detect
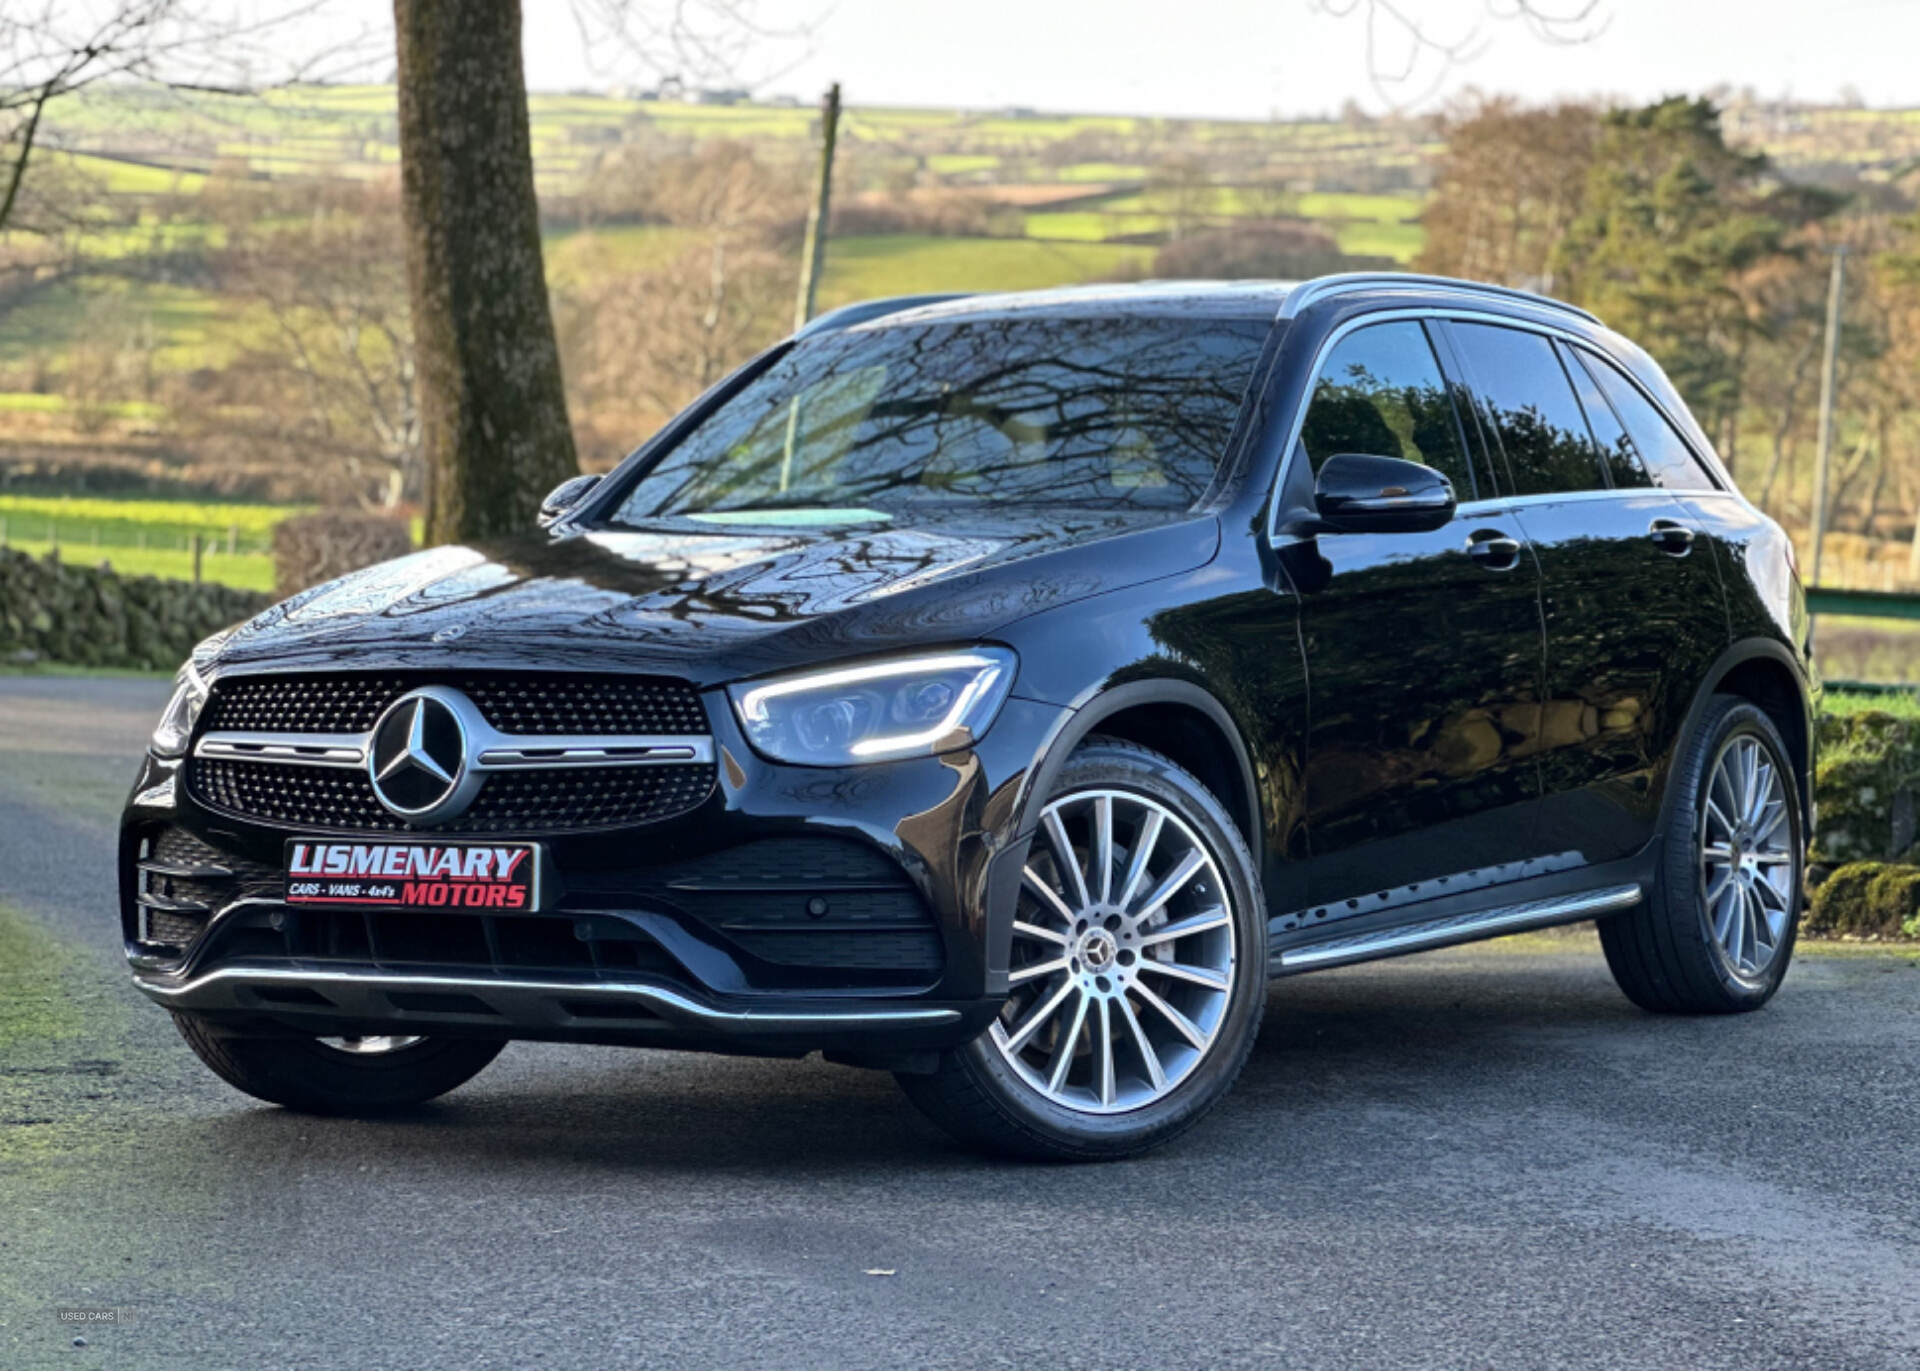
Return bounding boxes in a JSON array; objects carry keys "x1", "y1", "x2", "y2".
[{"x1": 1699, "y1": 641, "x2": 1814, "y2": 818}]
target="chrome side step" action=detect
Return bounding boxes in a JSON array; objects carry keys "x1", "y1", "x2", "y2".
[{"x1": 1277, "y1": 883, "x2": 1642, "y2": 971}]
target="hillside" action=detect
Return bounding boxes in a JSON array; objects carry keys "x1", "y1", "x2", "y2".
[{"x1": 3, "y1": 83, "x2": 1918, "y2": 508}]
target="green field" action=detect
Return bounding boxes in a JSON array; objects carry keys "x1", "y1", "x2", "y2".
[
  {"x1": 16, "y1": 82, "x2": 1920, "y2": 606},
  {"x1": 4, "y1": 539, "x2": 276, "y2": 592},
  {"x1": 0, "y1": 495, "x2": 298, "y2": 591},
  {"x1": 1022, "y1": 211, "x2": 1171, "y2": 242},
  {"x1": 0, "y1": 494, "x2": 294, "y2": 545},
  {"x1": 1, "y1": 83, "x2": 1453, "y2": 405},
  {"x1": 817, "y1": 235, "x2": 1155, "y2": 304}
]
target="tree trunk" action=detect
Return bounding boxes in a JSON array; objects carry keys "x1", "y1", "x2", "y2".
[{"x1": 393, "y1": 0, "x2": 577, "y2": 545}]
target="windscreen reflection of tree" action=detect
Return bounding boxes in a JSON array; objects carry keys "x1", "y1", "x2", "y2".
[
  {"x1": 1300, "y1": 366, "x2": 1462, "y2": 477},
  {"x1": 610, "y1": 316, "x2": 1273, "y2": 523}
]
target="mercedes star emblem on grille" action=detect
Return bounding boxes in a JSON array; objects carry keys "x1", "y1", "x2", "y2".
[{"x1": 367, "y1": 687, "x2": 482, "y2": 823}]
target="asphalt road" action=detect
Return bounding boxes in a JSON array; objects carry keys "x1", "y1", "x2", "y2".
[{"x1": 2, "y1": 673, "x2": 1917, "y2": 1370}]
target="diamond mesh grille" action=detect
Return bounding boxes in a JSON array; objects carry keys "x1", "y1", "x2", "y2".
[
  {"x1": 204, "y1": 673, "x2": 709, "y2": 736},
  {"x1": 187, "y1": 756, "x2": 715, "y2": 833}
]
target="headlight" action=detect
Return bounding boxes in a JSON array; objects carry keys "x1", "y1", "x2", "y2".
[
  {"x1": 729, "y1": 648, "x2": 1017, "y2": 766},
  {"x1": 150, "y1": 631, "x2": 228, "y2": 758},
  {"x1": 150, "y1": 664, "x2": 208, "y2": 759}
]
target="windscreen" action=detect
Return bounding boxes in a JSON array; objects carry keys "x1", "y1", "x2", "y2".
[{"x1": 598, "y1": 313, "x2": 1272, "y2": 526}]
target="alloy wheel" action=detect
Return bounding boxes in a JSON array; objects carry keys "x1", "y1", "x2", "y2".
[
  {"x1": 991, "y1": 788, "x2": 1237, "y2": 1115},
  {"x1": 1698, "y1": 733, "x2": 1796, "y2": 980}
]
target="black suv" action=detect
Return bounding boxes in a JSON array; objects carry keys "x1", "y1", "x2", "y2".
[{"x1": 121, "y1": 274, "x2": 1814, "y2": 1159}]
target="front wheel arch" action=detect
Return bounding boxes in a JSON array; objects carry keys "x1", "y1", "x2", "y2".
[
  {"x1": 986, "y1": 681, "x2": 1265, "y2": 985},
  {"x1": 1012, "y1": 679, "x2": 1261, "y2": 852}
]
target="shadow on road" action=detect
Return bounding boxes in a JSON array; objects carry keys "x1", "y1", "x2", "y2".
[{"x1": 151, "y1": 952, "x2": 1658, "y2": 1177}]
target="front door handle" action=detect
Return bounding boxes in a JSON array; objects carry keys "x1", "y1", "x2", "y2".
[
  {"x1": 1649, "y1": 518, "x2": 1696, "y2": 556},
  {"x1": 1466, "y1": 529, "x2": 1523, "y2": 572}
]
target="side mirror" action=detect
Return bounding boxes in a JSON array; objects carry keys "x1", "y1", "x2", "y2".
[
  {"x1": 538, "y1": 474, "x2": 602, "y2": 529},
  {"x1": 1309, "y1": 453, "x2": 1455, "y2": 535}
]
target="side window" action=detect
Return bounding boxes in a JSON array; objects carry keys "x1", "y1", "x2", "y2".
[
  {"x1": 1575, "y1": 349, "x2": 1718, "y2": 491},
  {"x1": 1299, "y1": 321, "x2": 1472, "y2": 497},
  {"x1": 1557, "y1": 340, "x2": 1651, "y2": 489},
  {"x1": 1451, "y1": 322, "x2": 1608, "y2": 495}
]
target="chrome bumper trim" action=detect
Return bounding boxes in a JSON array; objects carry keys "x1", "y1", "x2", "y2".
[{"x1": 133, "y1": 965, "x2": 962, "y2": 1029}]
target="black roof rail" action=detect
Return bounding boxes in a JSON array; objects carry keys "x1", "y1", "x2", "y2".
[
  {"x1": 794, "y1": 293, "x2": 973, "y2": 339},
  {"x1": 1279, "y1": 272, "x2": 1601, "y2": 326}
]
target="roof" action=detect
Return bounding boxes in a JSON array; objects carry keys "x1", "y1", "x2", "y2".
[{"x1": 803, "y1": 274, "x2": 1598, "y2": 338}]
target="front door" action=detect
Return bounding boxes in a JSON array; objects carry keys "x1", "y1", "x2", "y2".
[{"x1": 1283, "y1": 318, "x2": 1549, "y2": 909}]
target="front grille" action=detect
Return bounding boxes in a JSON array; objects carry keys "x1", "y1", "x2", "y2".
[
  {"x1": 189, "y1": 755, "x2": 715, "y2": 834},
  {"x1": 191, "y1": 670, "x2": 716, "y2": 833},
  {"x1": 204, "y1": 672, "x2": 710, "y2": 736},
  {"x1": 206, "y1": 676, "x2": 399, "y2": 733}
]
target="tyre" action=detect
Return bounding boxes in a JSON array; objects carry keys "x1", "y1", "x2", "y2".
[
  {"x1": 1600, "y1": 695, "x2": 1803, "y2": 1014},
  {"x1": 897, "y1": 736, "x2": 1267, "y2": 1160},
  {"x1": 174, "y1": 1014, "x2": 505, "y2": 1114}
]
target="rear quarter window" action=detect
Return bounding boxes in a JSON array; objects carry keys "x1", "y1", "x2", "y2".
[{"x1": 1573, "y1": 348, "x2": 1719, "y2": 492}]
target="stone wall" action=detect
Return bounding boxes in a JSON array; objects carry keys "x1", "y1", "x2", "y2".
[
  {"x1": 1813, "y1": 704, "x2": 1920, "y2": 869},
  {"x1": 0, "y1": 548, "x2": 270, "y2": 672}
]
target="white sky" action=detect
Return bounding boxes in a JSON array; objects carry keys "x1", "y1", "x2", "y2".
[{"x1": 296, "y1": 0, "x2": 1920, "y2": 118}]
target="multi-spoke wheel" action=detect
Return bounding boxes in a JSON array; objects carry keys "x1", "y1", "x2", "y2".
[
  {"x1": 897, "y1": 737, "x2": 1266, "y2": 1159},
  {"x1": 1698, "y1": 733, "x2": 1795, "y2": 981},
  {"x1": 174, "y1": 1015, "x2": 504, "y2": 1114},
  {"x1": 994, "y1": 789, "x2": 1236, "y2": 1114},
  {"x1": 1600, "y1": 696, "x2": 1803, "y2": 1014}
]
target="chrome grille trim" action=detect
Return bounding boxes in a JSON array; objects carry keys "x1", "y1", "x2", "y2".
[
  {"x1": 195, "y1": 728, "x2": 714, "y2": 771},
  {"x1": 472, "y1": 739, "x2": 711, "y2": 769},
  {"x1": 196, "y1": 732, "x2": 368, "y2": 768}
]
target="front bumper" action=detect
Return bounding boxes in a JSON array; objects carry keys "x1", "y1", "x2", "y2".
[
  {"x1": 121, "y1": 693, "x2": 1068, "y2": 1059},
  {"x1": 132, "y1": 962, "x2": 998, "y2": 1061}
]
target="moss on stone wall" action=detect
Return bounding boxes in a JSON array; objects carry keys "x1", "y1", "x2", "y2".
[
  {"x1": 1813, "y1": 700, "x2": 1920, "y2": 868},
  {"x1": 0, "y1": 548, "x2": 268, "y2": 672},
  {"x1": 1806, "y1": 861, "x2": 1920, "y2": 938}
]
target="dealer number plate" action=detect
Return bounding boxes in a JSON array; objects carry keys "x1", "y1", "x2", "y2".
[{"x1": 284, "y1": 840, "x2": 546, "y2": 911}]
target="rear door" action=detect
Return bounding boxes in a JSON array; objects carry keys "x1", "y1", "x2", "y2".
[
  {"x1": 1445, "y1": 321, "x2": 1728, "y2": 866},
  {"x1": 1573, "y1": 344, "x2": 1753, "y2": 635},
  {"x1": 1286, "y1": 318, "x2": 1549, "y2": 908}
]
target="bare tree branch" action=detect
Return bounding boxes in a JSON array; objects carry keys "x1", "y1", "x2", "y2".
[
  {"x1": 1311, "y1": 0, "x2": 1610, "y2": 111},
  {"x1": 0, "y1": 0, "x2": 380, "y2": 235},
  {"x1": 567, "y1": 0, "x2": 820, "y2": 92}
]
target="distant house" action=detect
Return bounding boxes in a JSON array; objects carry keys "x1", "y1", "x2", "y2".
[{"x1": 697, "y1": 88, "x2": 750, "y2": 107}]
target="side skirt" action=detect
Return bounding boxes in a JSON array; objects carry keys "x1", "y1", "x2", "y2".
[{"x1": 1268, "y1": 848, "x2": 1658, "y2": 976}]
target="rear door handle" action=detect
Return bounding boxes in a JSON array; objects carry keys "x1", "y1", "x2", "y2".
[
  {"x1": 1466, "y1": 529, "x2": 1523, "y2": 572},
  {"x1": 1649, "y1": 518, "x2": 1696, "y2": 555}
]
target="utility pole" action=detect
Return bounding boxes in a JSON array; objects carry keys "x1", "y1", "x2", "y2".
[
  {"x1": 1810, "y1": 245, "x2": 1847, "y2": 589},
  {"x1": 793, "y1": 82, "x2": 841, "y2": 332}
]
